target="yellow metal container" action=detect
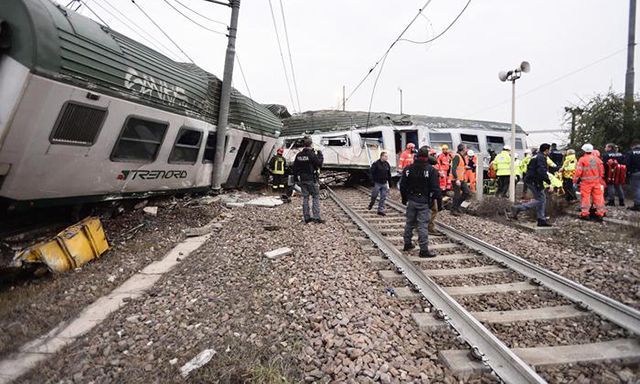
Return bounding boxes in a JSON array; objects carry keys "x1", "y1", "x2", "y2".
[{"x1": 13, "y1": 217, "x2": 110, "y2": 273}]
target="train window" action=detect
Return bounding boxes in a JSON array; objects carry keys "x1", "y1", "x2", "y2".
[
  {"x1": 460, "y1": 134, "x2": 480, "y2": 152},
  {"x1": 203, "y1": 132, "x2": 228, "y2": 163},
  {"x1": 486, "y1": 136, "x2": 505, "y2": 155},
  {"x1": 360, "y1": 132, "x2": 384, "y2": 147},
  {"x1": 321, "y1": 135, "x2": 350, "y2": 147},
  {"x1": 284, "y1": 138, "x2": 306, "y2": 148},
  {"x1": 111, "y1": 117, "x2": 168, "y2": 162},
  {"x1": 50, "y1": 102, "x2": 107, "y2": 146},
  {"x1": 429, "y1": 132, "x2": 452, "y2": 150},
  {"x1": 169, "y1": 128, "x2": 202, "y2": 164},
  {"x1": 515, "y1": 138, "x2": 524, "y2": 149}
]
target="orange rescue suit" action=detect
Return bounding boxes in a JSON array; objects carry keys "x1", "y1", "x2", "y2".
[
  {"x1": 398, "y1": 149, "x2": 415, "y2": 170},
  {"x1": 464, "y1": 154, "x2": 477, "y2": 192},
  {"x1": 437, "y1": 152, "x2": 453, "y2": 191},
  {"x1": 573, "y1": 153, "x2": 606, "y2": 217}
]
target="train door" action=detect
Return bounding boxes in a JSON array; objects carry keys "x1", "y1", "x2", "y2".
[
  {"x1": 225, "y1": 138, "x2": 265, "y2": 188},
  {"x1": 394, "y1": 130, "x2": 418, "y2": 161}
]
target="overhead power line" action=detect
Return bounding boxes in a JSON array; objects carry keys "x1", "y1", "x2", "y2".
[
  {"x1": 345, "y1": 0, "x2": 434, "y2": 104},
  {"x1": 173, "y1": 0, "x2": 228, "y2": 27},
  {"x1": 131, "y1": 0, "x2": 195, "y2": 63},
  {"x1": 268, "y1": 0, "x2": 297, "y2": 112},
  {"x1": 162, "y1": 0, "x2": 227, "y2": 36},
  {"x1": 399, "y1": 0, "x2": 472, "y2": 44},
  {"x1": 77, "y1": 0, "x2": 110, "y2": 28},
  {"x1": 278, "y1": 0, "x2": 302, "y2": 112}
]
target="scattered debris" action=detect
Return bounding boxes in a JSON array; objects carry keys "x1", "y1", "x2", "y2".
[
  {"x1": 179, "y1": 349, "x2": 216, "y2": 378},
  {"x1": 11, "y1": 217, "x2": 110, "y2": 273},
  {"x1": 246, "y1": 197, "x2": 283, "y2": 208},
  {"x1": 184, "y1": 223, "x2": 223, "y2": 237},
  {"x1": 225, "y1": 202, "x2": 246, "y2": 208},
  {"x1": 263, "y1": 247, "x2": 292, "y2": 260},
  {"x1": 143, "y1": 207, "x2": 158, "y2": 216},
  {"x1": 134, "y1": 200, "x2": 148, "y2": 210}
]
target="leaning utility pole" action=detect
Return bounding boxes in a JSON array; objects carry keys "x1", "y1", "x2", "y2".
[
  {"x1": 211, "y1": 0, "x2": 241, "y2": 191},
  {"x1": 624, "y1": 0, "x2": 636, "y2": 130}
]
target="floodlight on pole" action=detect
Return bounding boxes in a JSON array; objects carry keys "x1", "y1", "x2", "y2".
[{"x1": 498, "y1": 61, "x2": 530, "y2": 203}]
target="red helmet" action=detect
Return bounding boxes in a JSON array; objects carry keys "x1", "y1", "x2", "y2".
[{"x1": 276, "y1": 148, "x2": 284, "y2": 155}]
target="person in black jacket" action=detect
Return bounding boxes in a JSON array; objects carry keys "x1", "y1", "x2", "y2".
[
  {"x1": 400, "y1": 146, "x2": 442, "y2": 258},
  {"x1": 368, "y1": 151, "x2": 392, "y2": 215},
  {"x1": 627, "y1": 141, "x2": 640, "y2": 211},
  {"x1": 548, "y1": 143, "x2": 564, "y2": 173},
  {"x1": 292, "y1": 137, "x2": 325, "y2": 223},
  {"x1": 509, "y1": 143, "x2": 552, "y2": 227}
]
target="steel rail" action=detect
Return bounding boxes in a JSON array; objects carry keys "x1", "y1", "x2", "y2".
[
  {"x1": 360, "y1": 186, "x2": 640, "y2": 335},
  {"x1": 329, "y1": 187, "x2": 547, "y2": 384}
]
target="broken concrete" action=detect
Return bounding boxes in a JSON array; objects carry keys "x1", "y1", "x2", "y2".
[
  {"x1": 264, "y1": 247, "x2": 293, "y2": 260},
  {"x1": 143, "y1": 206, "x2": 158, "y2": 216}
]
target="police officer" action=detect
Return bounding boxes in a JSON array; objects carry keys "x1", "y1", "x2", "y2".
[
  {"x1": 626, "y1": 141, "x2": 640, "y2": 211},
  {"x1": 400, "y1": 146, "x2": 442, "y2": 258},
  {"x1": 292, "y1": 137, "x2": 325, "y2": 223}
]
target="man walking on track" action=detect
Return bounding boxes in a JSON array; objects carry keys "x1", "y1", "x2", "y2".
[
  {"x1": 573, "y1": 143, "x2": 606, "y2": 221},
  {"x1": 509, "y1": 143, "x2": 552, "y2": 227},
  {"x1": 400, "y1": 146, "x2": 442, "y2": 258},
  {"x1": 368, "y1": 151, "x2": 392, "y2": 216},
  {"x1": 292, "y1": 137, "x2": 325, "y2": 224}
]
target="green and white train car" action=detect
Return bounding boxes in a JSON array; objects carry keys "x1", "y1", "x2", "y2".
[{"x1": 0, "y1": 0, "x2": 281, "y2": 210}]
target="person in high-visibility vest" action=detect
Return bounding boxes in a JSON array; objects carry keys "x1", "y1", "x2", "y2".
[
  {"x1": 268, "y1": 148, "x2": 288, "y2": 195},
  {"x1": 520, "y1": 148, "x2": 533, "y2": 199},
  {"x1": 560, "y1": 149, "x2": 577, "y2": 202},
  {"x1": 491, "y1": 145, "x2": 512, "y2": 197},
  {"x1": 398, "y1": 143, "x2": 416, "y2": 170},
  {"x1": 465, "y1": 149, "x2": 477, "y2": 193},
  {"x1": 450, "y1": 144, "x2": 470, "y2": 216},
  {"x1": 573, "y1": 143, "x2": 606, "y2": 221}
]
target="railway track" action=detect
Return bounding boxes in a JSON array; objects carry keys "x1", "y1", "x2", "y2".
[{"x1": 330, "y1": 186, "x2": 640, "y2": 383}]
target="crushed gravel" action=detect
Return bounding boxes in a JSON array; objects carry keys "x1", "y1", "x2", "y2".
[
  {"x1": 455, "y1": 290, "x2": 572, "y2": 312},
  {"x1": 539, "y1": 361, "x2": 639, "y2": 383},
  {"x1": 432, "y1": 270, "x2": 525, "y2": 287}
]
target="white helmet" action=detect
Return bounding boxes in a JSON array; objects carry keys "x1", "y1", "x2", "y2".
[
  {"x1": 514, "y1": 153, "x2": 519, "y2": 159},
  {"x1": 524, "y1": 148, "x2": 532, "y2": 155},
  {"x1": 503, "y1": 145, "x2": 511, "y2": 151},
  {"x1": 581, "y1": 143, "x2": 594, "y2": 152},
  {"x1": 467, "y1": 149, "x2": 475, "y2": 156}
]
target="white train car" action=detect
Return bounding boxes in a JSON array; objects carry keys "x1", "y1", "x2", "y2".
[
  {"x1": 279, "y1": 110, "x2": 528, "y2": 172},
  {"x1": 0, "y1": 0, "x2": 281, "y2": 210}
]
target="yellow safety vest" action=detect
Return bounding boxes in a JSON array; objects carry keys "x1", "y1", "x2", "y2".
[
  {"x1": 271, "y1": 156, "x2": 285, "y2": 175},
  {"x1": 493, "y1": 151, "x2": 512, "y2": 176},
  {"x1": 561, "y1": 154, "x2": 577, "y2": 179}
]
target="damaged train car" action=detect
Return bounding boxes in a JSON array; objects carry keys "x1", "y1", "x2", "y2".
[
  {"x1": 279, "y1": 110, "x2": 528, "y2": 174},
  {"x1": 0, "y1": 0, "x2": 281, "y2": 210}
]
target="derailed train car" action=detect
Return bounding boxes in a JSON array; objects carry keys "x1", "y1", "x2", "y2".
[
  {"x1": 279, "y1": 110, "x2": 528, "y2": 173},
  {"x1": 0, "y1": 0, "x2": 281, "y2": 210}
]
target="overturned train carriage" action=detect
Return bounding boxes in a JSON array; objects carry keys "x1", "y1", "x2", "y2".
[
  {"x1": 0, "y1": 0, "x2": 281, "y2": 210},
  {"x1": 279, "y1": 110, "x2": 528, "y2": 173}
]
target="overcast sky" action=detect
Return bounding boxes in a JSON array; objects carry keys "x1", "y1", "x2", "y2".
[{"x1": 59, "y1": 0, "x2": 636, "y2": 146}]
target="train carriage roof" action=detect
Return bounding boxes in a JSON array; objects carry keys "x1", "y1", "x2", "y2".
[
  {"x1": 0, "y1": 0, "x2": 282, "y2": 136},
  {"x1": 282, "y1": 110, "x2": 526, "y2": 136}
]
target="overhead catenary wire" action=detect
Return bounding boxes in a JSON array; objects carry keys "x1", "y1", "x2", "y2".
[
  {"x1": 278, "y1": 0, "x2": 302, "y2": 112},
  {"x1": 131, "y1": 0, "x2": 195, "y2": 63},
  {"x1": 173, "y1": 0, "x2": 228, "y2": 27},
  {"x1": 77, "y1": 0, "x2": 111, "y2": 28},
  {"x1": 162, "y1": 0, "x2": 227, "y2": 36},
  {"x1": 399, "y1": 0, "x2": 472, "y2": 44},
  {"x1": 268, "y1": 0, "x2": 298, "y2": 113},
  {"x1": 345, "y1": 0, "x2": 434, "y2": 104}
]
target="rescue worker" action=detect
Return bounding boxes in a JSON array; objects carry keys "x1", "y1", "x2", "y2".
[
  {"x1": 560, "y1": 149, "x2": 577, "y2": 202},
  {"x1": 520, "y1": 149, "x2": 533, "y2": 199},
  {"x1": 465, "y1": 149, "x2": 477, "y2": 193},
  {"x1": 626, "y1": 141, "x2": 640, "y2": 211},
  {"x1": 368, "y1": 151, "x2": 392, "y2": 216},
  {"x1": 509, "y1": 143, "x2": 552, "y2": 227},
  {"x1": 427, "y1": 148, "x2": 443, "y2": 235},
  {"x1": 400, "y1": 146, "x2": 442, "y2": 258},
  {"x1": 573, "y1": 143, "x2": 606, "y2": 221},
  {"x1": 549, "y1": 143, "x2": 564, "y2": 173},
  {"x1": 450, "y1": 144, "x2": 470, "y2": 216},
  {"x1": 436, "y1": 144, "x2": 453, "y2": 176},
  {"x1": 514, "y1": 153, "x2": 522, "y2": 183},
  {"x1": 292, "y1": 137, "x2": 325, "y2": 224},
  {"x1": 268, "y1": 147, "x2": 287, "y2": 192},
  {"x1": 398, "y1": 143, "x2": 416, "y2": 170},
  {"x1": 602, "y1": 143, "x2": 626, "y2": 206},
  {"x1": 492, "y1": 145, "x2": 512, "y2": 197}
]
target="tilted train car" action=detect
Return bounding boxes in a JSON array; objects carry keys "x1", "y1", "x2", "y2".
[
  {"x1": 279, "y1": 110, "x2": 528, "y2": 173},
  {"x1": 0, "y1": 0, "x2": 281, "y2": 210}
]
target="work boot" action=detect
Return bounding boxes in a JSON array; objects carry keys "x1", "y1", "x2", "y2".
[
  {"x1": 403, "y1": 243, "x2": 415, "y2": 251},
  {"x1": 606, "y1": 201, "x2": 615, "y2": 207},
  {"x1": 313, "y1": 218, "x2": 326, "y2": 224},
  {"x1": 507, "y1": 206, "x2": 519, "y2": 220},
  {"x1": 594, "y1": 216, "x2": 604, "y2": 223},
  {"x1": 537, "y1": 219, "x2": 552, "y2": 227},
  {"x1": 304, "y1": 217, "x2": 313, "y2": 224},
  {"x1": 419, "y1": 249, "x2": 437, "y2": 258},
  {"x1": 619, "y1": 200, "x2": 625, "y2": 207},
  {"x1": 368, "y1": 200, "x2": 375, "y2": 210},
  {"x1": 377, "y1": 211, "x2": 386, "y2": 216}
]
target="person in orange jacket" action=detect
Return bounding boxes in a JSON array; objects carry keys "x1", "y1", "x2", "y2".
[
  {"x1": 398, "y1": 143, "x2": 416, "y2": 171},
  {"x1": 436, "y1": 144, "x2": 453, "y2": 191},
  {"x1": 573, "y1": 143, "x2": 606, "y2": 221},
  {"x1": 465, "y1": 149, "x2": 477, "y2": 193}
]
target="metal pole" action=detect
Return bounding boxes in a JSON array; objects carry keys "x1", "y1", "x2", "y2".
[
  {"x1": 342, "y1": 85, "x2": 346, "y2": 111},
  {"x1": 509, "y1": 79, "x2": 516, "y2": 203},
  {"x1": 399, "y1": 88, "x2": 403, "y2": 114},
  {"x1": 211, "y1": 0, "x2": 240, "y2": 191},
  {"x1": 476, "y1": 152, "x2": 484, "y2": 202},
  {"x1": 625, "y1": 0, "x2": 636, "y2": 130}
]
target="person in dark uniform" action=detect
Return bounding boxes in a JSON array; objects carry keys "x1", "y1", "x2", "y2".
[
  {"x1": 368, "y1": 151, "x2": 392, "y2": 216},
  {"x1": 400, "y1": 146, "x2": 442, "y2": 258},
  {"x1": 549, "y1": 143, "x2": 564, "y2": 173},
  {"x1": 627, "y1": 141, "x2": 640, "y2": 211},
  {"x1": 292, "y1": 137, "x2": 325, "y2": 223}
]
